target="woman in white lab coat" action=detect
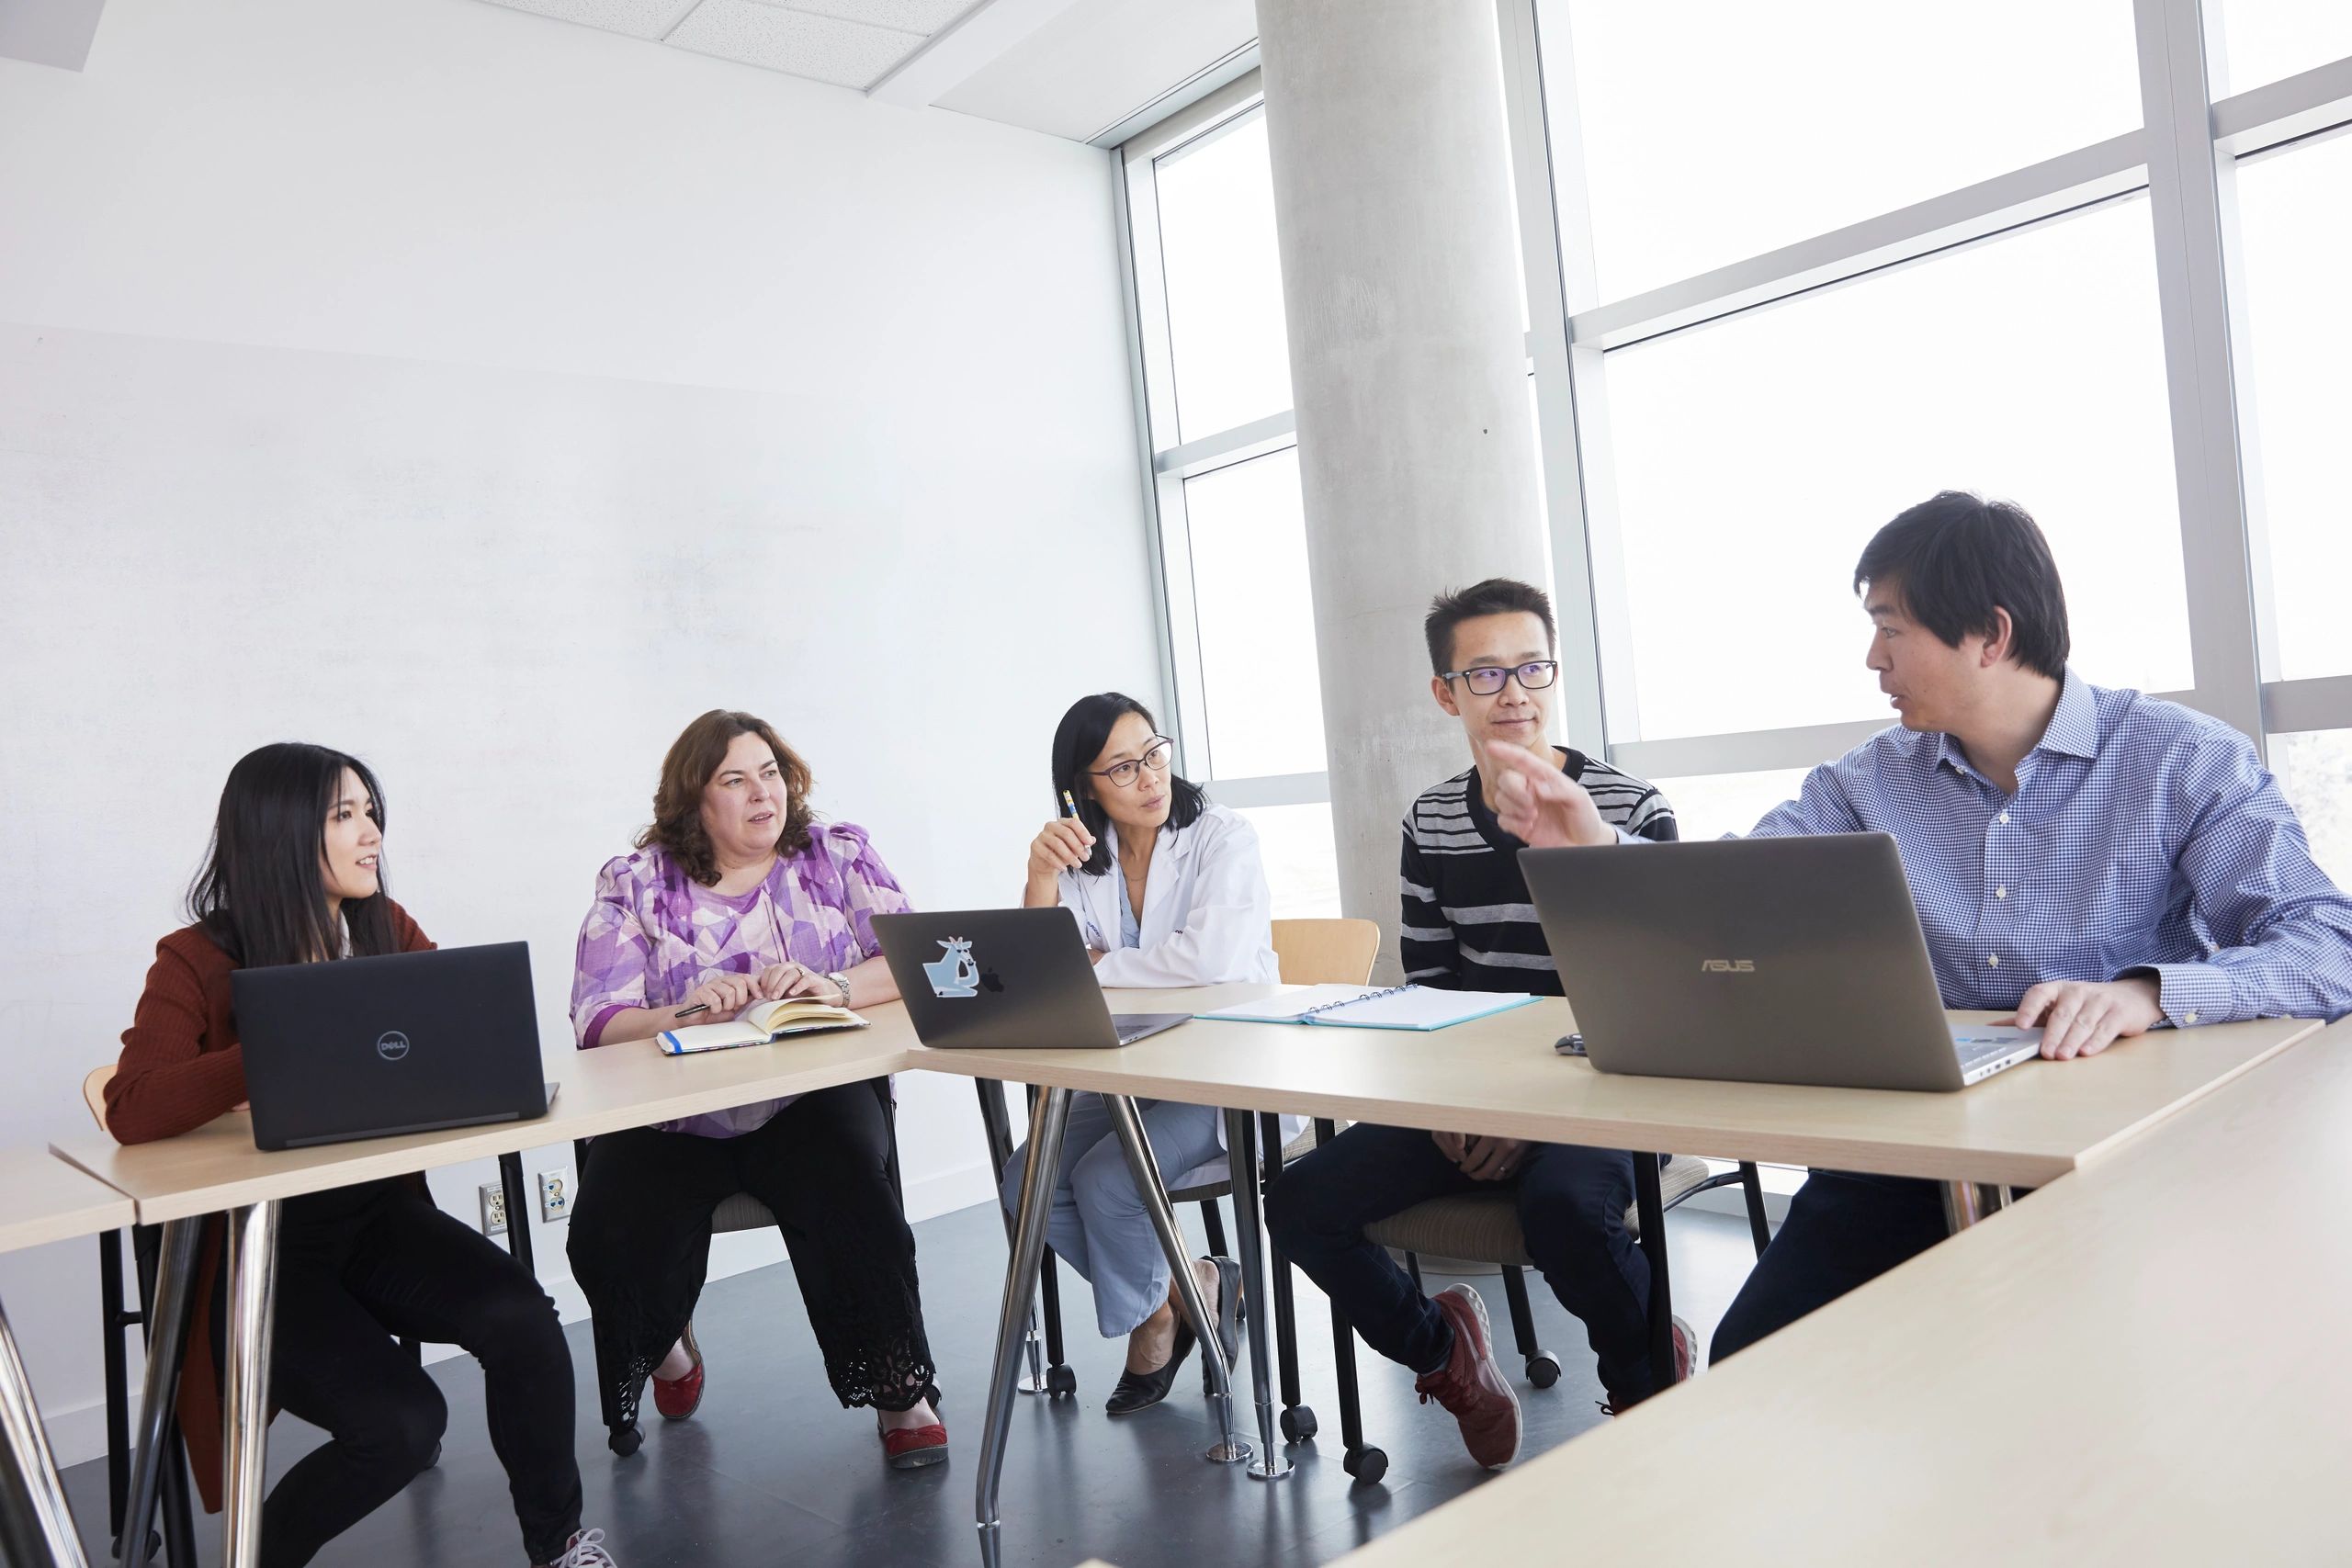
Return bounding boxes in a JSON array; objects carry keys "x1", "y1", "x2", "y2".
[{"x1": 997, "y1": 692, "x2": 1283, "y2": 1416}]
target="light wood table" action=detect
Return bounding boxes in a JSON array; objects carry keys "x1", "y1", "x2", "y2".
[
  {"x1": 1317, "y1": 1011, "x2": 2352, "y2": 1566},
  {"x1": 52, "y1": 1027, "x2": 910, "y2": 1568},
  {"x1": 910, "y1": 985, "x2": 2317, "y2": 1567},
  {"x1": 0, "y1": 1151, "x2": 137, "y2": 1568}
]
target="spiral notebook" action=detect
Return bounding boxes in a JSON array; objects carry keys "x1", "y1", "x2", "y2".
[{"x1": 1197, "y1": 984, "x2": 1537, "y2": 1032}]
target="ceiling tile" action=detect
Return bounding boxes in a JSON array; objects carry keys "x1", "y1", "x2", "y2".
[
  {"x1": 477, "y1": 0, "x2": 703, "y2": 41},
  {"x1": 666, "y1": 0, "x2": 924, "y2": 87},
  {"x1": 782, "y1": 0, "x2": 981, "y2": 35}
]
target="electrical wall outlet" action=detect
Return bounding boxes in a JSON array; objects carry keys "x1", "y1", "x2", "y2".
[
  {"x1": 537, "y1": 1168, "x2": 571, "y2": 1224},
  {"x1": 479, "y1": 1182, "x2": 508, "y2": 1236}
]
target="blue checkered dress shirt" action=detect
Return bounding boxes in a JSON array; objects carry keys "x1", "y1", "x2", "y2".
[{"x1": 1736, "y1": 670, "x2": 2352, "y2": 1026}]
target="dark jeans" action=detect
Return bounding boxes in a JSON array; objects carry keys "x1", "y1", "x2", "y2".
[
  {"x1": 1711, "y1": 1170, "x2": 1950, "y2": 1362},
  {"x1": 253, "y1": 1183, "x2": 582, "y2": 1568},
  {"x1": 568, "y1": 1079, "x2": 936, "y2": 1430},
  {"x1": 1265, "y1": 1123, "x2": 1659, "y2": 1401}
]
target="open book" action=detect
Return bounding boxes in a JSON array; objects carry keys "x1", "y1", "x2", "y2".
[
  {"x1": 657, "y1": 998, "x2": 869, "y2": 1055},
  {"x1": 1197, "y1": 984, "x2": 1536, "y2": 1032}
]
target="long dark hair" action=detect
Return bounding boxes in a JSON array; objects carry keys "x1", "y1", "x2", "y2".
[
  {"x1": 187, "y1": 743, "x2": 398, "y2": 968},
  {"x1": 1050, "y1": 693, "x2": 1206, "y2": 877},
  {"x1": 636, "y1": 709, "x2": 817, "y2": 886}
]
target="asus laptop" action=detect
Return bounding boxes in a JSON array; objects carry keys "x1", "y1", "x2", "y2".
[
  {"x1": 872, "y1": 908, "x2": 1190, "y2": 1050},
  {"x1": 1521, "y1": 834, "x2": 2041, "y2": 1092},
  {"x1": 233, "y1": 942, "x2": 553, "y2": 1150}
]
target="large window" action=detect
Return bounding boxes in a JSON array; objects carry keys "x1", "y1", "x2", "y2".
[
  {"x1": 1514, "y1": 0, "x2": 2352, "y2": 837},
  {"x1": 1123, "y1": 85, "x2": 1339, "y2": 917},
  {"x1": 1120, "y1": 5, "x2": 2352, "y2": 908},
  {"x1": 1545, "y1": 0, "x2": 2144, "y2": 304}
]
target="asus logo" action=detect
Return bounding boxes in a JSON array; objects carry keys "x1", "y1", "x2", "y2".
[{"x1": 1700, "y1": 959, "x2": 1756, "y2": 973}]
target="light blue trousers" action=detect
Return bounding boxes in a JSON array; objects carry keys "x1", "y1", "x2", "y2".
[{"x1": 997, "y1": 1093, "x2": 1227, "y2": 1339}]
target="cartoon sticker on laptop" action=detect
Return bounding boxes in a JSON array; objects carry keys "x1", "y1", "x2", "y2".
[{"x1": 924, "y1": 939, "x2": 981, "y2": 998}]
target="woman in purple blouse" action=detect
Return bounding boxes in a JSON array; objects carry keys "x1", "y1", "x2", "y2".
[{"x1": 565, "y1": 709, "x2": 945, "y2": 1470}]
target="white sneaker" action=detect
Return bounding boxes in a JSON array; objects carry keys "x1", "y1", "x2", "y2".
[{"x1": 543, "y1": 1528, "x2": 618, "y2": 1568}]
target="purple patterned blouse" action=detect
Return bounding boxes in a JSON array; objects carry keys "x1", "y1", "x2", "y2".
[{"x1": 570, "y1": 823, "x2": 911, "y2": 1138}]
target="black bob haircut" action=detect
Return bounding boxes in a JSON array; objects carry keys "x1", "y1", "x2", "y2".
[
  {"x1": 1423, "y1": 578, "x2": 1557, "y2": 677},
  {"x1": 1050, "y1": 693, "x2": 1206, "y2": 877},
  {"x1": 1854, "y1": 491, "x2": 2071, "y2": 681},
  {"x1": 188, "y1": 742, "x2": 399, "y2": 970}
]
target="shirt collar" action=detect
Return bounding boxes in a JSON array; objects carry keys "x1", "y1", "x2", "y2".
[{"x1": 1933, "y1": 667, "x2": 2098, "y2": 776}]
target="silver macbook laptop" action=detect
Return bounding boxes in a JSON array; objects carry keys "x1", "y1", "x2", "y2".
[
  {"x1": 1520, "y1": 833, "x2": 2041, "y2": 1092},
  {"x1": 872, "y1": 908, "x2": 1190, "y2": 1050}
]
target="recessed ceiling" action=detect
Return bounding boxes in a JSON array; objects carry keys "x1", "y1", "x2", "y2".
[
  {"x1": 475, "y1": 0, "x2": 1256, "y2": 141},
  {"x1": 481, "y1": 0, "x2": 978, "y2": 90}
]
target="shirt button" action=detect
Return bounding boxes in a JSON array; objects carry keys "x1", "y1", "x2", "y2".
[
  {"x1": 2185, "y1": 1011, "x2": 2199, "y2": 1025},
  {"x1": 1997, "y1": 811, "x2": 2011, "y2": 824},
  {"x1": 1987, "y1": 954, "x2": 2000, "y2": 967},
  {"x1": 1995, "y1": 886, "x2": 2008, "y2": 899}
]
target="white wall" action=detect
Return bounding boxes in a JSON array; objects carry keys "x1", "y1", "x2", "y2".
[{"x1": 0, "y1": 0, "x2": 1159, "y2": 1465}]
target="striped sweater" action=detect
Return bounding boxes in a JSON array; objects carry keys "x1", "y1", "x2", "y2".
[{"x1": 1398, "y1": 748, "x2": 1678, "y2": 993}]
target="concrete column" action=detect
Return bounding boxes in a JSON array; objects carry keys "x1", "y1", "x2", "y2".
[{"x1": 1257, "y1": 0, "x2": 1550, "y2": 972}]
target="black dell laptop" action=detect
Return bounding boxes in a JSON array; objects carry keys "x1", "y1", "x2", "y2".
[
  {"x1": 232, "y1": 941, "x2": 553, "y2": 1150},
  {"x1": 872, "y1": 908, "x2": 1190, "y2": 1050}
]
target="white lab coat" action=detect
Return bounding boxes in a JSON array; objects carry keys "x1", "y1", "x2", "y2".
[{"x1": 1057, "y1": 802, "x2": 1302, "y2": 1163}]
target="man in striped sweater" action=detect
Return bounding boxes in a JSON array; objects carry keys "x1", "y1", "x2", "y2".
[{"x1": 1268, "y1": 578, "x2": 1686, "y2": 1472}]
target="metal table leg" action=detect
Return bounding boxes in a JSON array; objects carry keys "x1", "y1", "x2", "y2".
[
  {"x1": 116, "y1": 1219, "x2": 199, "y2": 1568},
  {"x1": 973, "y1": 1080, "x2": 1054, "y2": 1397},
  {"x1": 1633, "y1": 1152, "x2": 1675, "y2": 1395},
  {"x1": 1222, "y1": 1110, "x2": 1291, "y2": 1481},
  {"x1": 220, "y1": 1201, "x2": 280, "y2": 1568},
  {"x1": 0, "y1": 1289, "x2": 90, "y2": 1568},
  {"x1": 1940, "y1": 1180, "x2": 2008, "y2": 1233},
  {"x1": 1102, "y1": 1095, "x2": 1250, "y2": 1467},
  {"x1": 976, "y1": 1086, "x2": 1073, "y2": 1568}
]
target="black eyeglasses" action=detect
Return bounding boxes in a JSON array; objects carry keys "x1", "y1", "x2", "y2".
[
  {"x1": 1086, "y1": 737, "x2": 1176, "y2": 790},
  {"x1": 1441, "y1": 660, "x2": 1559, "y2": 696}
]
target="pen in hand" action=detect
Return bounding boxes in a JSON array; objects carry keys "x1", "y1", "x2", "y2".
[
  {"x1": 1060, "y1": 789, "x2": 1080, "y2": 819},
  {"x1": 673, "y1": 1003, "x2": 709, "y2": 1020}
]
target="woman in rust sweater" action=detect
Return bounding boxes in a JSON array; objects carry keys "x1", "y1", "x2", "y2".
[{"x1": 110, "y1": 743, "x2": 616, "y2": 1568}]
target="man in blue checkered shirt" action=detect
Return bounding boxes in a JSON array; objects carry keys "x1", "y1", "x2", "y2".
[{"x1": 1489, "y1": 489, "x2": 2352, "y2": 1361}]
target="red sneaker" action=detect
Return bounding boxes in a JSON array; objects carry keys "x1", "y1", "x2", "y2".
[
  {"x1": 651, "y1": 1328, "x2": 704, "y2": 1422},
  {"x1": 1600, "y1": 1314, "x2": 1700, "y2": 1416},
  {"x1": 1412, "y1": 1285, "x2": 1522, "y2": 1470},
  {"x1": 879, "y1": 1418, "x2": 949, "y2": 1471}
]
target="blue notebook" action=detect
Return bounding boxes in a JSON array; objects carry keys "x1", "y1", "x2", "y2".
[{"x1": 1198, "y1": 984, "x2": 1537, "y2": 1032}]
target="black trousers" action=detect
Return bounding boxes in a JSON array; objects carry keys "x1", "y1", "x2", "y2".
[
  {"x1": 1710, "y1": 1170, "x2": 1951, "y2": 1362},
  {"x1": 1266, "y1": 1123, "x2": 1660, "y2": 1401},
  {"x1": 243, "y1": 1182, "x2": 583, "y2": 1568},
  {"x1": 567, "y1": 1078, "x2": 936, "y2": 1431}
]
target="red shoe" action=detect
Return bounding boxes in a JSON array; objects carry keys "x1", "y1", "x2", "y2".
[
  {"x1": 1413, "y1": 1285, "x2": 1521, "y2": 1471},
  {"x1": 879, "y1": 1416, "x2": 949, "y2": 1471},
  {"x1": 1600, "y1": 1314, "x2": 1700, "y2": 1416},
  {"x1": 651, "y1": 1325, "x2": 704, "y2": 1421}
]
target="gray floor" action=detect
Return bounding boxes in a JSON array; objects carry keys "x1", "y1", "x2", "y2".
[{"x1": 62, "y1": 1198, "x2": 1765, "y2": 1568}]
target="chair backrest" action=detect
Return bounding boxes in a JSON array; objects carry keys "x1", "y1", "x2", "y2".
[
  {"x1": 1271, "y1": 918, "x2": 1380, "y2": 987},
  {"x1": 81, "y1": 1064, "x2": 114, "y2": 1133}
]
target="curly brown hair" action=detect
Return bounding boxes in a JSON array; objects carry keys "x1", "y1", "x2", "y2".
[{"x1": 637, "y1": 710, "x2": 816, "y2": 886}]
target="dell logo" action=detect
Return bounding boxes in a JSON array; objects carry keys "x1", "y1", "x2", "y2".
[
  {"x1": 376, "y1": 1031, "x2": 412, "y2": 1061},
  {"x1": 1700, "y1": 959, "x2": 1756, "y2": 974}
]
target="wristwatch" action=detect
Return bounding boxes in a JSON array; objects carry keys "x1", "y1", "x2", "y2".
[{"x1": 827, "y1": 971, "x2": 853, "y2": 1008}]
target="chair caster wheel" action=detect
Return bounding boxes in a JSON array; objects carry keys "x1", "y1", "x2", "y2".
[
  {"x1": 111, "y1": 1529, "x2": 164, "y2": 1562},
  {"x1": 424, "y1": 1440, "x2": 443, "y2": 1468},
  {"x1": 1046, "y1": 1364, "x2": 1077, "y2": 1396},
  {"x1": 1527, "y1": 1352, "x2": 1562, "y2": 1389},
  {"x1": 608, "y1": 1424, "x2": 642, "y2": 1458},
  {"x1": 1280, "y1": 1405, "x2": 1317, "y2": 1443},
  {"x1": 1343, "y1": 1446, "x2": 1388, "y2": 1484}
]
